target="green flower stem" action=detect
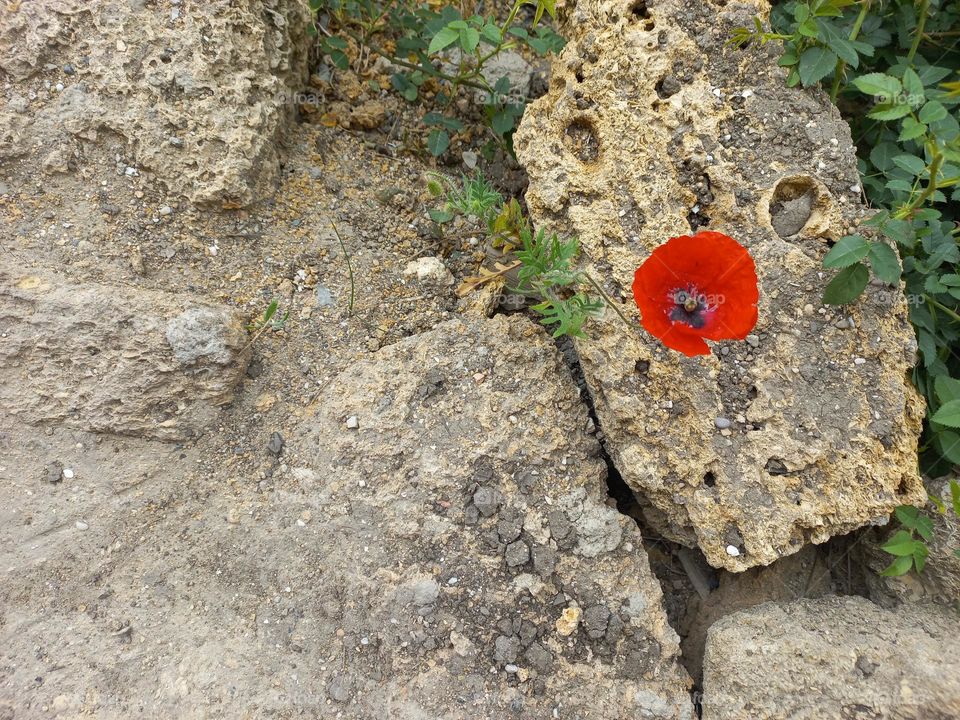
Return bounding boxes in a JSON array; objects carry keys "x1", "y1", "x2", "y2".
[
  {"x1": 906, "y1": 0, "x2": 929, "y2": 65},
  {"x1": 830, "y1": 0, "x2": 871, "y2": 102},
  {"x1": 582, "y1": 272, "x2": 639, "y2": 335}
]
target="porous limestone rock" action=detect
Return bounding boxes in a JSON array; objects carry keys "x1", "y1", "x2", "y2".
[
  {"x1": 701, "y1": 596, "x2": 960, "y2": 719},
  {"x1": 0, "y1": 0, "x2": 311, "y2": 206},
  {"x1": 303, "y1": 314, "x2": 694, "y2": 718},
  {"x1": 0, "y1": 266, "x2": 249, "y2": 440},
  {"x1": 515, "y1": 0, "x2": 924, "y2": 571}
]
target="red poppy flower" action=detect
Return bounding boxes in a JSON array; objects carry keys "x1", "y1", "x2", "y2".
[{"x1": 632, "y1": 231, "x2": 759, "y2": 357}]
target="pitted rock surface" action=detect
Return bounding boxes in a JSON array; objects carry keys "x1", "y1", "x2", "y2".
[
  {"x1": 303, "y1": 314, "x2": 694, "y2": 718},
  {"x1": 0, "y1": 0, "x2": 311, "y2": 206},
  {"x1": 515, "y1": 0, "x2": 924, "y2": 571},
  {"x1": 0, "y1": 265, "x2": 249, "y2": 440}
]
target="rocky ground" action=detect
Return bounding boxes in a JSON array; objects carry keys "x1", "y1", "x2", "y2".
[{"x1": 1, "y1": 1, "x2": 959, "y2": 719}]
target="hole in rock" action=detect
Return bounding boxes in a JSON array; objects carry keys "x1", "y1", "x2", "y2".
[
  {"x1": 563, "y1": 118, "x2": 600, "y2": 164},
  {"x1": 765, "y1": 457, "x2": 789, "y2": 476},
  {"x1": 630, "y1": 0, "x2": 650, "y2": 19},
  {"x1": 703, "y1": 472, "x2": 716, "y2": 488},
  {"x1": 655, "y1": 75, "x2": 681, "y2": 99},
  {"x1": 769, "y1": 176, "x2": 817, "y2": 238}
]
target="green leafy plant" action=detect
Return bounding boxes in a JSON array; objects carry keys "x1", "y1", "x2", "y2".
[
  {"x1": 881, "y1": 479, "x2": 960, "y2": 575},
  {"x1": 735, "y1": 0, "x2": 960, "y2": 475},
  {"x1": 429, "y1": 173, "x2": 632, "y2": 338},
  {"x1": 244, "y1": 298, "x2": 290, "y2": 352},
  {"x1": 310, "y1": 0, "x2": 565, "y2": 155}
]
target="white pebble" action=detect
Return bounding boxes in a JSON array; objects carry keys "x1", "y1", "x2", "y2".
[
  {"x1": 62, "y1": 468, "x2": 75, "y2": 479},
  {"x1": 346, "y1": 416, "x2": 359, "y2": 429},
  {"x1": 725, "y1": 545, "x2": 740, "y2": 557},
  {"x1": 75, "y1": 521, "x2": 89, "y2": 531}
]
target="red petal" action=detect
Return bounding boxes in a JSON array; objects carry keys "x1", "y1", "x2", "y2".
[{"x1": 632, "y1": 230, "x2": 759, "y2": 355}]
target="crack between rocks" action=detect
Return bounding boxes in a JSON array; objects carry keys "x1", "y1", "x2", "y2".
[{"x1": 553, "y1": 336, "x2": 709, "y2": 717}]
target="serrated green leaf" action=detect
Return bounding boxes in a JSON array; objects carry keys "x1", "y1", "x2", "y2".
[
  {"x1": 428, "y1": 26, "x2": 459, "y2": 54},
  {"x1": 898, "y1": 117, "x2": 927, "y2": 141},
  {"x1": 902, "y1": 68, "x2": 924, "y2": 102},
  {"x1": 869, "y1": 143, "x2": 898, "y2": 172},
  {"x1": 894, "y1": 505, "x2": 920, "y2": 529},
  {"x1": 823, "y1": 262, "x2": 869, "y2": 305},
  {"x1": 852, "y1": 72, "x2": 902, "y2": 100},
  {"x1": 868, "y1": 103, "x2": 912, "y2": 121},
  {"x1": 459, "y1": 26, "x2": 480, "y2": 52},
  {"x1": 798, "y1": 46, "x2": 838, "y2": 86},
  {"x1": 817, "y1": 19, "x2": 858, "y2": 67},
  {"x1": 823, "y1": 235, "x2": 869, "y2": 268},
  {"x1": 867, "y1": 243, "x2": 901, "y2": 284},
  {"x1": 879, "y1": 554, "x2": 914, "y2": 576},
  {"x1": 914, "y1": 515, "x2": 934, "y2": 542},
  {"x1": 892, "y1": 154, "x2": 927, "y2": 176},
  {"x1": 880, "y1": 219, "x2": 914, "y2": 245},
  {"x1": 913, "y1": 542, "x2": 929, "y2": 572},
  {"x1": 881, "y1": 530, "x2": 922, "y2": 557},
  {"x1": 932, "y1": 400, "x2": 960, "y2": 428},
  {"x1": 919, "y1": 100, "x2": 948, "y2": 124}
]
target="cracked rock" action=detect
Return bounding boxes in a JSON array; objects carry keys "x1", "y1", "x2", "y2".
[{"x1": 515, "y1": 0, "x2": 923, "y2": 571}]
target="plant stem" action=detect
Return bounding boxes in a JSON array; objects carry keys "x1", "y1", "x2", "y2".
[
  {"x1": 332, "y1": 222, "x2": 356, "y2": 317},
  {"x1": 583, "y1": 272, "x2": 638, "y2": 335},
  {"x1": 931, "y1": 297, "x2": 960, "y2": 324},
  {"x1": 830, "y1": 0, "x2": 871, "y2": 102},
  {"x1": 895, "y1": 152, "x2": 943, "y2": 219},
  {"x1": 907, "y1": 0, "x2": 929, "y2": 65}
]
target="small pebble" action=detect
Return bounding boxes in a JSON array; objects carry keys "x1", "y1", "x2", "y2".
[
  {"x1": 158, "y1": 205, "x2": 173, "y2": 216},
  {"x1": 854, "y1": 357, "x2": 866, "y2": 365},
  {"x1": 266, "y1": 432, "x2": 284, "y2": 456},
  {"x1": 725, "y1": 545, "x2": 740, "y2": 557},
  {"x1": 803, "y1": 303, "x2": 815, "y2": 316},
  {"x1": 504, "y1": 664, "x2": 519, "y2": 673},
  {"x1": 345, "y1": 416, "x2": 359, "y2": 429},
  {"x1": 62, "y1": 468, "x2": 75, "y2": 479},
  {"x1": 714, "y1": 417, "x2": 732, "y2": 430},
  {"x1": 745, "y1": 334, "x2": 760, "y2": 348},
  {"x1": 75, "y1": 521, "x2": 89, "y2": 531},
  {"x1": 63, "y1": 63, "x2": 76, "y2": 75}
]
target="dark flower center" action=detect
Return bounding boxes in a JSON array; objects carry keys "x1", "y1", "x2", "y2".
[{"x1": 669, "y1": 287, "x2": 709, "y2": 329}]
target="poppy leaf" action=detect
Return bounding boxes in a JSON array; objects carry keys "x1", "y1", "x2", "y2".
[
  {"x1": 823, "y1": 235, "x2": 869, "y2": 268},
  {"x1": 822, "y1": 263, "x2": 869, "y2": 305}
]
